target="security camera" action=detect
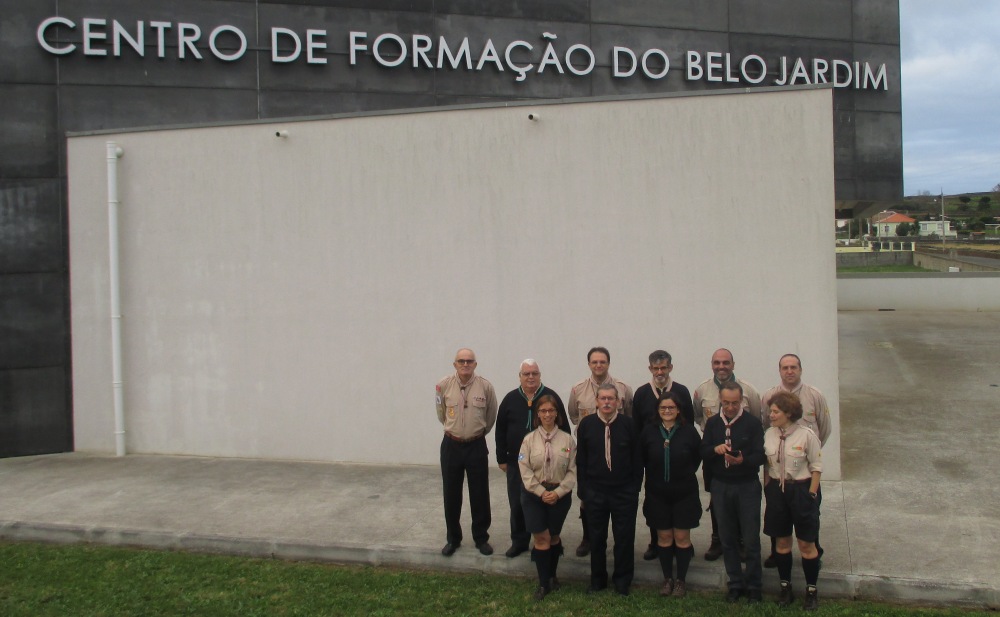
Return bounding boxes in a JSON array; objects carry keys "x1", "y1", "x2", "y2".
[
  {"x1": 528, "y1": 113, "x2": 539, "y2": 121},
  {"x1": 275, "y1": 130, "x2": 289, "y2": 138}
]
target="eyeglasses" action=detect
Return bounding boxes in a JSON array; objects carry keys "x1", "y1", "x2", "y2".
[
  {"x1": 520, "y1": 371, "x2": 540, "y2": 377},
  {"x1": 455, "y1": 359, "x2": 476, "y2": 365},
  {"x1": 597, "y1": 396, "x2": 618, "y2": 402}
]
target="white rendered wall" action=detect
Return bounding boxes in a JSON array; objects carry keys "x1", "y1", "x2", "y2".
[{"x1": 69, "y1": 87, "x2": 842, "y2": 478}]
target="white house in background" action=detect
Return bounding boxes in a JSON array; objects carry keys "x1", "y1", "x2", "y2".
[
  {"x1": 918, "y1": 219, "x2": 957, "y2": 238},
  {"x1": 871, "y1": 211, "x2": 916, "y2": 236}
]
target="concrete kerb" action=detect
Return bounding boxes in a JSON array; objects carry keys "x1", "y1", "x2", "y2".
[{"x1": 5, "y1": 520, "x2": 995, "y2": 609}]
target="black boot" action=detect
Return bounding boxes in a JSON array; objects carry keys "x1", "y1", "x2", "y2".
[{"x1": 777, "y1": 581, "x2": 793, "y2": 607}]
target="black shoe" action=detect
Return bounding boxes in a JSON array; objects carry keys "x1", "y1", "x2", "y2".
[
  {"x1": 587, "y1": 584, "x2": 607, "y2": 594},
  {"x1": 804, "y1": 587, "x2": 819, "y2": 611},
  {"x1": 533, "y1": 586, "x2": 548, "y2": 602},
  {"x1": 441, "y1": 542, "x2": 460, "y2": 556},
  {"x1": 747, "y1": 589, "x2": 763, "y2": 603},
  {"x1": 704, "y1": 537, "x2": 723, "y2": 561},
  {"x1": 726, "y1": 588, "x2": 743, "y2": 603},
  {"x1": 764, "y1": 553, "x2": 777, "y2": 568},
  {"x1": 643, "y1": 544, "x2": 657, "y2": 561},
  {"x1": 777, "y1": 581, "x2": 793, "y2": 607},
  {"x1": 614, "y1": 584, "x2": 630, "y2": 596},
  {"x1": 576, "y1": 539, "x2": 590, "y2": 557},
  {"x1": 476, "y1": 542, "x2": 494, "y2": 556},
  {"x1": 505, "y1": 545, "x2": 527, "y2": 558},
  {"x1": 549, "y1": 577, "x2": 561, "y2": 592}
]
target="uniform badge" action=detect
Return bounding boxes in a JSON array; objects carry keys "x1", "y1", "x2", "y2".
[
  {"x1": 663, "y1": 439, "x2": 670, "y2": 448},
  {"x1": 448, "y1": 406, "x2": 455, "y2": 418}
]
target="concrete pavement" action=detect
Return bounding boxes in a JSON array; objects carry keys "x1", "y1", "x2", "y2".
[{"x1": 1, "y1": 311, "x2": 998, "y2": 608}]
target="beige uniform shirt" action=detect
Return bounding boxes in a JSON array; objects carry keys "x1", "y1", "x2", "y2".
[
  {"x1": 567, "y1": 375, "x2": 633, "y2": 425},
  {"x1": 692, "y1": 377, "x2": 763, "y2": 430},
  {"x1": 764, "y1": 424, "x2": 822, "y2": 482},
  {"x1": 518, "y1": 429, "x2": 577, "y2": 498},
  {"x1": 435, "y1": 374, "x2": 498, "y2": 440},
  {"x1": 761, "y1": 382, "x2": 832, "y2": 446}
]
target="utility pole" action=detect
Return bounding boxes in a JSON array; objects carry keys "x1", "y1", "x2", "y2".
[{"x1": 941, "y1": 188, "x2": 947, "y2": 247}]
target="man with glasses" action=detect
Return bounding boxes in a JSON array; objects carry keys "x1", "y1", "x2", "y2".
[
  {"x1": 693, "y1": 348, "x2": 762, "y2": 561},
  {"x1": 495, "y1": 359, "x2": 569, "y2": 558},
  {"x1": 436, "y1": 348, "x2": 498, "y2": 557},
  {"x1": 567, "y1": 346, "x2": 633, "y2": 557},
  {"x1": 632, "y1": 349, "x2": 694, "y2": 561},
  {"x1": 700, "y1": 382, "x2": 766, "y2": 603},
  {"x1": 575, "y1": 384, "x2": 643, "y2": 596}
]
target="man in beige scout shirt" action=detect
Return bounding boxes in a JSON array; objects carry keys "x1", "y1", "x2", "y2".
[
  {"x1": 692, "y1": 348, "x2": 762, "y2": 561},
  {"x1": 436, "y1": 348, "x2": 498, "y2": 557},
  {"x1": 567, "y1": 346, "x2": 633, "y2": 557}
]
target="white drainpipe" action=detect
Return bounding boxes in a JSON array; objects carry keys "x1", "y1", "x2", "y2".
[{"x1": 107, "y1": 142, "x2": 126, "y2": 456}]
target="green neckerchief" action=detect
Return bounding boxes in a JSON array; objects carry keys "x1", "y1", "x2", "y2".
[
  {"x1": 520, "y1": 384, "x2": 547, "y2": 430},
  {"x1": 658, "y1": 423, "x2": 679, "y2": 482}
]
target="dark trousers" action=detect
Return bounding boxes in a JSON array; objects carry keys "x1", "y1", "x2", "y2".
[
  {"x1": 440, "y1": 435, "x2": 491, "y2": 546},
  {"x1": 586, "y1": 486, "x2": 639, "y2": 590},
  {"x1": 505, "y1": 462, "x2": 530, "y2": 548},
  {"x1": 711, "y1": 478, "x2": 762, "y2": 591}
]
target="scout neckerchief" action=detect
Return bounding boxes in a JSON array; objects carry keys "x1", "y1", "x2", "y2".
[
  {"x1": 539, "y1": 426, "x2": 558, "y2": 482},
  {"x1": 458, "y1": 375, "x2": 473, "y2": 411},
  {"x1": 720, "y1": 407, "x2": 743, "y2": 468},
  {"x1": 658, "y1": 422, "x2": 679, "y2": 482},
  {"x1": 778, "y1": 423, "x2": 797, "y2": 490},
  {"x1": 520, "y1": 384, "x2": 545, "y2": 429},
  {"x1": 598, "y1": 410, "x2": 618, "y2": 471},
  {"x1": 650, "y1": 378, "x2": 673, "y2": 398}
]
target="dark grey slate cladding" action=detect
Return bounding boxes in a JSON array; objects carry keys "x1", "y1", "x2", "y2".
[{"x1": 0, "y1": 0, "x2": 901, "y2": 457}]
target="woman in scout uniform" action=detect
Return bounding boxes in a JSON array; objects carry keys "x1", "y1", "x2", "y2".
[
  {"x1": 518, "y1": 394, "x2": 577, "y2": 601},
  {"x1": 763, "y1": 391, "x2": 823, "y2": 610},
  {"x1": 639, "y1": 391, "x2": 703, "y2": 598}
]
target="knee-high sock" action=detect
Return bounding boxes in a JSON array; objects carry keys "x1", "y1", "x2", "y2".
[
  {"x1": 550, "y1": 543, "x2": 562, "y2": 577},
  {"x1": 532, "y1": 547, "x2": 552, "y2": 589},
  {"x1": 776, "y1": 551, "x2": 794, "y2": 582},
  {"x1": 675, "y1": 545, "x2": 695, "y2": 582},
  {"x1": 657, "y1": 544, "x2": 675, "y2": 580},
  {"x1": 802, "y1": 555, "x2": 820, "y2": 587}
]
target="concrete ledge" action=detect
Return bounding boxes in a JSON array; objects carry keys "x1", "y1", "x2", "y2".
[
  {"x1": 2, "y1": 520, "x2": 995, "y2": 609},
  {"x1": 837, "y1": 272, "x2": 1000, "y2": 311}
]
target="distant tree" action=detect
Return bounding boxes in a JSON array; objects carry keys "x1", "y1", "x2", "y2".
[
  {"x1": 960, "y1": 195, "x2": 972, "y2": 204},
  {"x1": 967, "y1": 217, "x2": 985, "y2": 232},
  {"x1": 993, "y1": 183, "x2": 1000, "y2": 193},
  {"x1": 978, "y1": 196, "x2": 992, "y2": 211},
  {"x1": 980, "y1": 216, "x2": 994, "y2": 225},
  {"x1": 958, "y1": 202, "x2": 971, "y2": 212},
  {"x1": 895, "y1": 222, "x2": 912, "y2": 237},
  {"x1": 919, "y1": 190, "x2": 932, "y2": 196}
]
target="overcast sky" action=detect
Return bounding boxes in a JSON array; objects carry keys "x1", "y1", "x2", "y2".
[{"x1": 900, "y1": 0, "x2": 1000, "y2": 196}]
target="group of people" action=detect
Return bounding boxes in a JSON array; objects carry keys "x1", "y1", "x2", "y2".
[{"x1": 434, "y1": 346, "x2": 831, "y2": 608}]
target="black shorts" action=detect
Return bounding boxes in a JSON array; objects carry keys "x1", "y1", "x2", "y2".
[
  {"x1": 643, "y1": 489, "x2": 703, "y2": 531},
  {"x1": 521, "y1": 489, "x2": 573, "y2": 536},
  {"x1": 763, "y1": 480, "x2": 819, "y2": 542}
]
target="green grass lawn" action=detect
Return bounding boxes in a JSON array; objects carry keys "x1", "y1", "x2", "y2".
[
  {"x1": 837, "y1": 265, "x2": 935, "y2": 273},
  {"x1": 0, "y1": 542, "x2": 992, "y2": 617}
]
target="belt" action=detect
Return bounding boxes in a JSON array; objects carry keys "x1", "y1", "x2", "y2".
[
  {"x1": 541, "y1": 481, "x2": 560, "y2": 491},
  {"x1": 783, "y1": 478, "x2": 811, "y2": 486},
  {"x1": 445, "y1": 432, "x2": 483, "y2": 443}
]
